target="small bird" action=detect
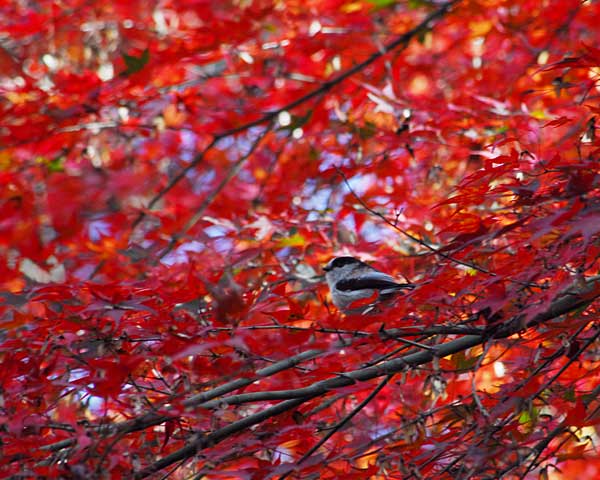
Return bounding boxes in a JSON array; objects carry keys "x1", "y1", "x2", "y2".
[{"x1": 323, "y1": 256, "x2": 415, "y2": 313}]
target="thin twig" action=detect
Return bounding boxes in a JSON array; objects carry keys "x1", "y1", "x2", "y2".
[
  {"x1": 129, "y1": 0, "x2": 458, "y2": 237},
  {"x1": 278, "y1": 375, "x2": 394, "y2": 480},
  {"x1": 496, "y1": 326, "x2": 600, "y2": 478},
  {"x1": 132, "y1": 138, "x2": 219, "y2": 230},
  {"x1": 157, "y1": 125, "x2": 271, "y2": 259},
  {"x1": 334, "y1": 165, "x2": 537, "y2": 288},
  {"x1": 471, "y1": 341, "x2": 491, "y2": 420},
  {"x1": 206, "y1": 324, "x2": 484, "y2": 337},
  {"x1": 32, "y1": 277, "x2": 600, "y2": 470}
]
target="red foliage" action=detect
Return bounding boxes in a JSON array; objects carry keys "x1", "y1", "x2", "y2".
[{"x1": 1, "y1": 0, "x2": 600, "y2": 478}]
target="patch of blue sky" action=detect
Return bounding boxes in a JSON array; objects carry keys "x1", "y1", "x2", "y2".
[
  {"x1": 55, "y1": 368, "x2": 106, "y2": 415},
  {"x1": 88, "y1": 219, "x2": 112, "y2": 242},
  {"x1": 179, "y1": 129, "x2": 198, "y2": 162},
  {"x1": 160, "y1": 240, "x2": 206, "y2": 265}
]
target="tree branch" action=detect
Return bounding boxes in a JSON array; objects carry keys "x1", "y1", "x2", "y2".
[
  {"x1": 134, "y1": 277, "x2": 600, "y2": 478},
  {"x1": 157, "y1": 124, "x2": 272, "y2": 259},
  {"x1": 334, "y1": 164, "x2": 538, "y2": 288},
  {"x1": 280, "y1": 375, "x2": 393, "y2": 479},
  {"x1": 129, "y1": 0, "x2": 458, "y2": 235}
]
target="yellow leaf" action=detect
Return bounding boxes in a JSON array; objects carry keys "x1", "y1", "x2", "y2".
[
  {"x1": 5, "y1": 91, "x2": 39, "y2": 104},
  {"x1": 341, "y1": 1, "x2": 364, "y2": 13},
  {"x1": 276, "y1": 233, "x2": 306, "y2": 248},
  {"x1": 530, "y1": 109, "x2": 547, "y2": 120},
  {"x1": 469, "y1": 20, "x2": 493, "y2": 36},
  {"x1": 163, "y1": 104, "x2": 187, "y2": 127},
  {"x1": 0, "y1": 150, "x2": 12, "y2": 170}
]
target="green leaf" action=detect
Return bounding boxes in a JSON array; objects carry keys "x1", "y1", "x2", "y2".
[
  {"x1": 451, "y1": 350, "x2": 481, "y2": 370},
  {"x1": 417, "y1": 28, "x2": 430, "y2": 44},
  {"x1": 563, "y1": 387, "x2": 576, "y2": 402},
  {"x1": 47, "y1": 156, "x2": 65, "y2": 173},
  {"x1": 355, "y1": 122, "x2": 377, "y2": 139},
  {"x1": 36, "y1": 155, "x2": 64, "y2": 173},
  {"x1": 518, "y1": 410, "x2": 531, "y2": 424},
  {"x1": 366, "y1": 0, "x2": 396, "y2": 7},
  {"x1": 122, "y1": 48, "x2": 149, "y2": 76}
]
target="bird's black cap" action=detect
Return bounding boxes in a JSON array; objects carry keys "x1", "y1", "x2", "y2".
[{"x1": 323, "y1": 256, "x2": 362, "y2": 272}]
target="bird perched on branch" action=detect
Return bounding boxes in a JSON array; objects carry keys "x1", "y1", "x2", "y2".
[{"x1": 323, "y1": 256, "x2": 415, "y2": 313}]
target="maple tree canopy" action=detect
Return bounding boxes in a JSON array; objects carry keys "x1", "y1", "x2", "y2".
[{"x1": 2, "y1": 0, "x2": 600, "y2": 478}]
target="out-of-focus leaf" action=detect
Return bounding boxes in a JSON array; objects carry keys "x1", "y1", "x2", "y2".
[
  {"x1": 122, "y1": 48, "x2": 149, "y2": 75},
  {"x1": 367, "y1": 0, "x2": 396, "y2": 8},
  {"x1": 275, "y1": 233, "x2": 306, "y2": 248}
]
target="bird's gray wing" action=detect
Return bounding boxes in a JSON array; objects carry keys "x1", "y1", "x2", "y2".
[{"x1": 336, "y1": 272, "x2": 414, "y2": 292}]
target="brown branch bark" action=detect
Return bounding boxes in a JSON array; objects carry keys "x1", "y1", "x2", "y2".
[{"x1": 133, "y1": 277, "x2": 600, "y2": 479}]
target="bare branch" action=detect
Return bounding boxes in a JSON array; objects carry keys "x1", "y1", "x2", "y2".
[
  {"x1": 129, "y1": 0, "x2": 458, "y2": 237},
  {"x1": 278, "y1": 375, "x2": 394, "y2": 480},
  {"x1": 157, "y1": 125, "x2": 272, "y2": 259},
  {"x1": 133, "y1": 278, "x2": 600, "y2": 478},
  {"x1": 131, "y1": 137, "x2": 219, "y2": 230},
  {"x1": 334, "y1": 164, "x2": 538, "y2": 288}
]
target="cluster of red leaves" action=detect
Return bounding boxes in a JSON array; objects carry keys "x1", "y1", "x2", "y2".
[{"x1": 2, "y1": 0, "x2": 600, "y2": 478}]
